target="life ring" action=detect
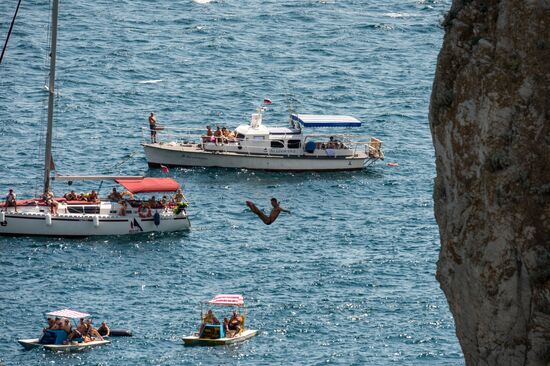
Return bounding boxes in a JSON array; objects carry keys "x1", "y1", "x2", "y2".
[
  {"x1": 138, "y1": 205, "x2": 152, "y2": 218},
  {"x1": 121, "y1": 191, "x2": 134, "y2": 200}
]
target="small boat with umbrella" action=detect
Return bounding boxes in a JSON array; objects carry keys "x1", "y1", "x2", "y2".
[
  {"x1": 18, "y1": 309, "x2": 110, "y2": 352},
  {"x1": 182, "y1": 294, "x2": 258, "y2": 346}
]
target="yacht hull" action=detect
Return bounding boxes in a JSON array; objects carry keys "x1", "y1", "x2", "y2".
[
  {"x1": 144, "y1": 144, "x2": 369, "y2": 171},
  {"x1": 0, "y1": 212, "x2": 190, "y2": 237}
]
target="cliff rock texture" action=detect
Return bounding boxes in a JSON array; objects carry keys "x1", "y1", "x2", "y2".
[{"x1": 429, "y1": 1, "x2": 550, "y2": 365}]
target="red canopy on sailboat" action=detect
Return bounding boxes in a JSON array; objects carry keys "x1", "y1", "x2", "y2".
[{"x1": 115, "y1": 178, "x2": 180, "y2": 193}]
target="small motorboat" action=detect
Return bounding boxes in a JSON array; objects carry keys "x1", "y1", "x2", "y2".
[
  {"x1": 182, "y1": 294, "x2": 258, "y2": 346},
  {"x1": 18, "y1": 309, "x2": 110, "y2": 352}
]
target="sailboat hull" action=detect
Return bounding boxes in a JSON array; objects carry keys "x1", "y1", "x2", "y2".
[{"x1": 0, "y1": 212, "x2": 190, "y2": 237}]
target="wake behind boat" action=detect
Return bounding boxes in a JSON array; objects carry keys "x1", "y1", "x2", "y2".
[{"x1": 143, "y1": 106, "x2": 384, "y2": 171}]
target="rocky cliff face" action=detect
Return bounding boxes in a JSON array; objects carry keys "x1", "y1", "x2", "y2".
[{"x1": 429, "y1": 1, "x2": 550, "y2": 365}]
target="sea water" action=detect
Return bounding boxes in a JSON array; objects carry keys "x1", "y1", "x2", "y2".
[{"x1": 0, "y1": 0, "x2": 463, "y2": 364}]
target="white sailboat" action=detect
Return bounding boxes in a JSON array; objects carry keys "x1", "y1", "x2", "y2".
[{"x1": 0, "y1": 0, "x2": 190, "y2": 236}]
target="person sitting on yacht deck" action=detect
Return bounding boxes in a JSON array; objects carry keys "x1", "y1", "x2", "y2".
[
  {"x1": 64, "y1": 190, "x2": 77, "y2": 201},
  {"x1": 4, "y1": 189, "x2": 17, "y2": 212},
  {"x1": 202, "y1": 125, "x2": 213, "y2": 143},
  {"x1": 108, "y1": 188, "x2": 123, "y2": 201},
  {"x1": 173, "y1": 189, "x2": 185, "y2": 204},
  {"x1": 87, "y1": 190, "x2": 99, "y2": 203},
  {"x1": 246, "y1": 198, "x2": 290, "y2": 225},
  {"x1": 147, "y1": 196, "x2": 158, "y2": 209},
  {"x1": 214, "y1": 126, "x2": 222, "y2": 144},
  {"x1": 97, "y1": 321, "x2": 110, "y2": 337},
  {"x1": 44, "y1": 191, "x2": 59, "y2": 215}
]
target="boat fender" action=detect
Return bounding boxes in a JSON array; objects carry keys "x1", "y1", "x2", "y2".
[
  {"x1": 45, "y1": 213, "x2": 52, "y2": 226},
  {"x1": 305, "y1": 141, "x2": 316, "y2": 153},
  {"x1": 93, "y1": 215, "x2": 100, "y2": 228},
  {"x1": 0, "y1": 212, "x2": 4, "y2": 222},
  {"x1": 109, "y1": 329, "x2": 133, "y2": 337},
  {"x1": 153, "y1": 212, "x2": 161, "y2": 226},
  {"x1": 138, "y1": 205, "x2": 152, "y2": 218}
]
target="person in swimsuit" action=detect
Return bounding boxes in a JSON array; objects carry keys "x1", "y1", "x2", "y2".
[
  {"x1": 44, "y1": 191, "x2": 59, "y2": 215},
  {"x1": 97, "y1": 321, "x2": 110, "y2": 337},
  {"x1": 149, "y1": 112, "x2": 157, "y2": 143},
  {"x1": 108, "y1": 188, "x2": 122, "y2": 201},
  {"x1": 246, "y1": 198, "x2": 290, "y2": 225},
  {"x1": 4, "y1": 189, "x2": 17, "y2": 212}
]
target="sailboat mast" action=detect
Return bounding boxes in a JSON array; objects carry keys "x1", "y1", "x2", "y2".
[{"x1": 43, "y1": 0, "x2": 59, "y2": 196}]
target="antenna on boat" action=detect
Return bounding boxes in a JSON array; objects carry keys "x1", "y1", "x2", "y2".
[{"x1": 43, "y1": 0, "x2": 59, "y2": 196}]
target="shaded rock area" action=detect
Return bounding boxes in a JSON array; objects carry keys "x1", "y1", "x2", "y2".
[{"x1": 429, "y1": 0, "x2": 550, "y2": 365}]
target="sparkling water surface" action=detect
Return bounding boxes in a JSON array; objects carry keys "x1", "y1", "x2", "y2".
[{"x1": 0, "y1": 0, "x2": 463, "y2": 364}]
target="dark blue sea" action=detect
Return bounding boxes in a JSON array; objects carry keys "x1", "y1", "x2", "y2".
[{"x1": 0, "y1": 0, "x2": 463, "y2": 364}]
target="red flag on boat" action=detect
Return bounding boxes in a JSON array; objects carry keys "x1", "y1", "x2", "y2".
[
  {"x1": 161, "y1": 165, "x2": 169, "y2": 173},
  {"x1": 263, "y1": 98, "x2": 272, "y2": 105}
]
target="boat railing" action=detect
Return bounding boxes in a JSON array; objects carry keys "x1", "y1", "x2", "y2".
[{"x1": 141, "y1": 126, "x2": 204, "y2": 145}]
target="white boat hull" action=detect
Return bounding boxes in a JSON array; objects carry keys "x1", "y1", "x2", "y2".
[
  {"x1": 18, "y1": 338, "x2": 110, "y2": 351},
  {"x1": 0, "y1": 211, "x2": 190, "y2": 237},
  {"x1": 144, "y1": 144, "x2": 370, "y2": 171},
  {"x1": 182, "y1": 329, "x2": 258, "y2": 346}
]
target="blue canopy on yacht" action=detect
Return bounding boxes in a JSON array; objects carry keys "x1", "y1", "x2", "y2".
[{"x1": 291, "y1": 114, "x2": 361, "y2": 127}]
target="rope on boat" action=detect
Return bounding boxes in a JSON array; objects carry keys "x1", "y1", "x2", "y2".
[{"x1": 0, "y1": 0, "x2": 22, "y2": 65}]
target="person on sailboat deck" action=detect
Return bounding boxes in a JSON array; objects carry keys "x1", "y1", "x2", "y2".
[
  {"x1": 87, "y1": 190, "x2": 99, "y2": 203},
  {"x1": 44, "y1": 191, "x2": 59, "y2": 215},
  {"x1": 149, "y1": 112, "x2": 157, "y2": 143},
  {"x1": 4, "y1": 189, "x2": 17, "y2": 212},
  {"x1": 107, "y1": 188, "x2": 123, "y2": 201},
  {"x1": 64, "y1": 190, "x2": 77, "y2": 201}
]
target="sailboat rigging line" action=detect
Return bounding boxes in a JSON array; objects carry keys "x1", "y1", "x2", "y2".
[
  {"x1": 0, "y1": 0, "x2": 22, "y2": 65},
  {"x1": 112, "y1": 150, "x2": 140, "y2": 172}
]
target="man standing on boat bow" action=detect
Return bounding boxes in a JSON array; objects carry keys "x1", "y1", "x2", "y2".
[{"x1": 149, "y1": 112, "x2": 157, "y2": 143}]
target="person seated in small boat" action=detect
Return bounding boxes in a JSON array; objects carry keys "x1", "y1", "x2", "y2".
[
  {"x1": 118, "y1": 200, "x2": 128, "y2": 216},
  {"x1": 227, "y1": 130, "x2": 236, "y2": 140},
  {"x1": 4, "y1": 189, "x2": 17, "y2": 212},
  {"x1": 107, "y1": 188, "x2": 123, "y2": 201},
  {"x1": 84, "y1": 319, "x2": 104, "y2": 341},
  {"x1": 61, "y1": 319, "x2": 72, "y2": 334},
  {"x1": 160, "y1": 195, "x2": 169, "y2": 206},
  {"x1": 227, "y1": 311, "x2": 243, "y2": 335},
  {"x1": 43, "y1": 317, "x2": 56, "y2": 332},
  {"x1": 65, "y1": 318, "x2": 86, "y2": 344},
  {"x1": 203, "y1": 310, "x2": 219, "y2": 325},
  {"x1": 64, "y1": 190, "x2": 77, "y2": 201},
  {"x1": 97, "y1": 321, "x2": 110, "y2": 337}
]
